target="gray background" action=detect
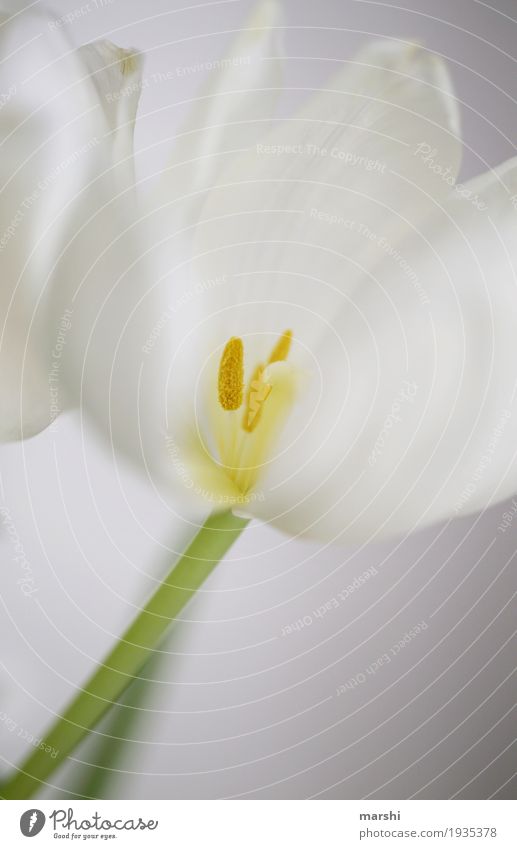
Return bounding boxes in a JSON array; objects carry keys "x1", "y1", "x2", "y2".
[{"x1": 0, "y1": 0, "x2": 515, "y2": 799}]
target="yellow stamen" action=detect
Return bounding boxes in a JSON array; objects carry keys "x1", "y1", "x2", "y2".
[
  {"x1": 243, "y1": 365, "x2": 272, "y2": 433},
  {"x1": 268, "y1": 329, "x2": 293, "y2": 364},
  {"x1": 212, "y1": 332, "x2": 298, "y2": 499},
  {"x1": 218, "y1": 337, "x2": 244, "y2": 411}
]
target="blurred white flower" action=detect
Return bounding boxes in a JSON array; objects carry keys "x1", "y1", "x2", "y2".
[
  {"x1": 0, "y1": 8, "x2": 145, "y2": 440},
  {"x1": 5, "y1": 1, "x2": 517, "y2": 543}
]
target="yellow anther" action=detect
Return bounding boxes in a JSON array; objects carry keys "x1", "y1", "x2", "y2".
[
  {"x1": 243, "y1": 365, "x2": 272, "y2": 432},
  {"x1": 218, "y1": 337, "x2": 244, "y2": 411},
  {"x1": 268, "y1": 329, "x2": 293, "y2": 364}
]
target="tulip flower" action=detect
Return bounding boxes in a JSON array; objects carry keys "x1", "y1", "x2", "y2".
[
  {"x1": 2, "y1": 0, "x2": 517, "y2": 798},
  {"x1": 78, "y1": 3, "x2": 516, "y2": 545}
]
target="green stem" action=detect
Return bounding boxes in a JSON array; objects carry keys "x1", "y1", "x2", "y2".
[
  {"x1": 0, "y1": 511, "x2": 248, "y2": 800},
  {"x1": 69, "y1": 649, "x2": 163, "y2": 800}
]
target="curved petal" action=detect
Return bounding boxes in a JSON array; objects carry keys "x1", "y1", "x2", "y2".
[
  {"x1": 250, "y1": 158, "x2": 517, "y2": 541},
  {"x1": 187, "y1": 38, "x2": 461, "y2": 362},
  {"x1": 0, "y1": 12, "x2": 147, "y2": 444},
  {"x1": 77, "y1": 40, "x2": 143, "y2": 183},
  {"x1": 0, "y1": 12, "x2": 110, "y2": 439},
  {"x1": 153, "y1": 0, "x2": 283, "y2": 225}
]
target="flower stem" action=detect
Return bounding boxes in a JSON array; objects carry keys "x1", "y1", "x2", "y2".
[
  {"x1": 69, "y1": 649, "x2": 164, "y2": 800},
  {"x1": 0, "y1": 511, "x2": 248, "y2": 799}
]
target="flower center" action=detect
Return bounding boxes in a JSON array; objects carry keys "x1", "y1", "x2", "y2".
[{"x1": 214, "y1": 330, "x2": 296, "y2": 495}]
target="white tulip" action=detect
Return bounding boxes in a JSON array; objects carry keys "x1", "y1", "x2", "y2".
[
  {"x1": 2, "y1": 1, "x2": 516, "y2": 798},
  {"x1": 134, "y1": 1, "x2": 517, "y2": 543},
  {"x1": 5, "y1": 2, "x2": 517, "y2": 544}
]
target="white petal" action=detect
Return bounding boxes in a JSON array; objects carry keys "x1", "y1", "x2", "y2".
[
  {"x1": 78, "y1": 40, "x2": 143, "y2": 181},
  {"x1": 141, "y1": 1, "x2": 284, "y2": 452},
  {"x1": 160, "y1": 39, "x2": 462, "y2": 505},
  {"x1": 250, "y1": 158, "x2": 517, "y2": 541},
  {"x1": 157, "y1": 39, "x2": 463, "y2": 517},
  {"x1": 188, "y1": 38, "x2": 461, "y2": 360},
  {"x1": 46, "y1": 166, "x2": 170, "y2": 489},
  {"x1": 153, "y1": 0, "x2": 283, "y2": 224},
  {"x1": 0, "y1": 11, "x2": 123, "y2": 440}
]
